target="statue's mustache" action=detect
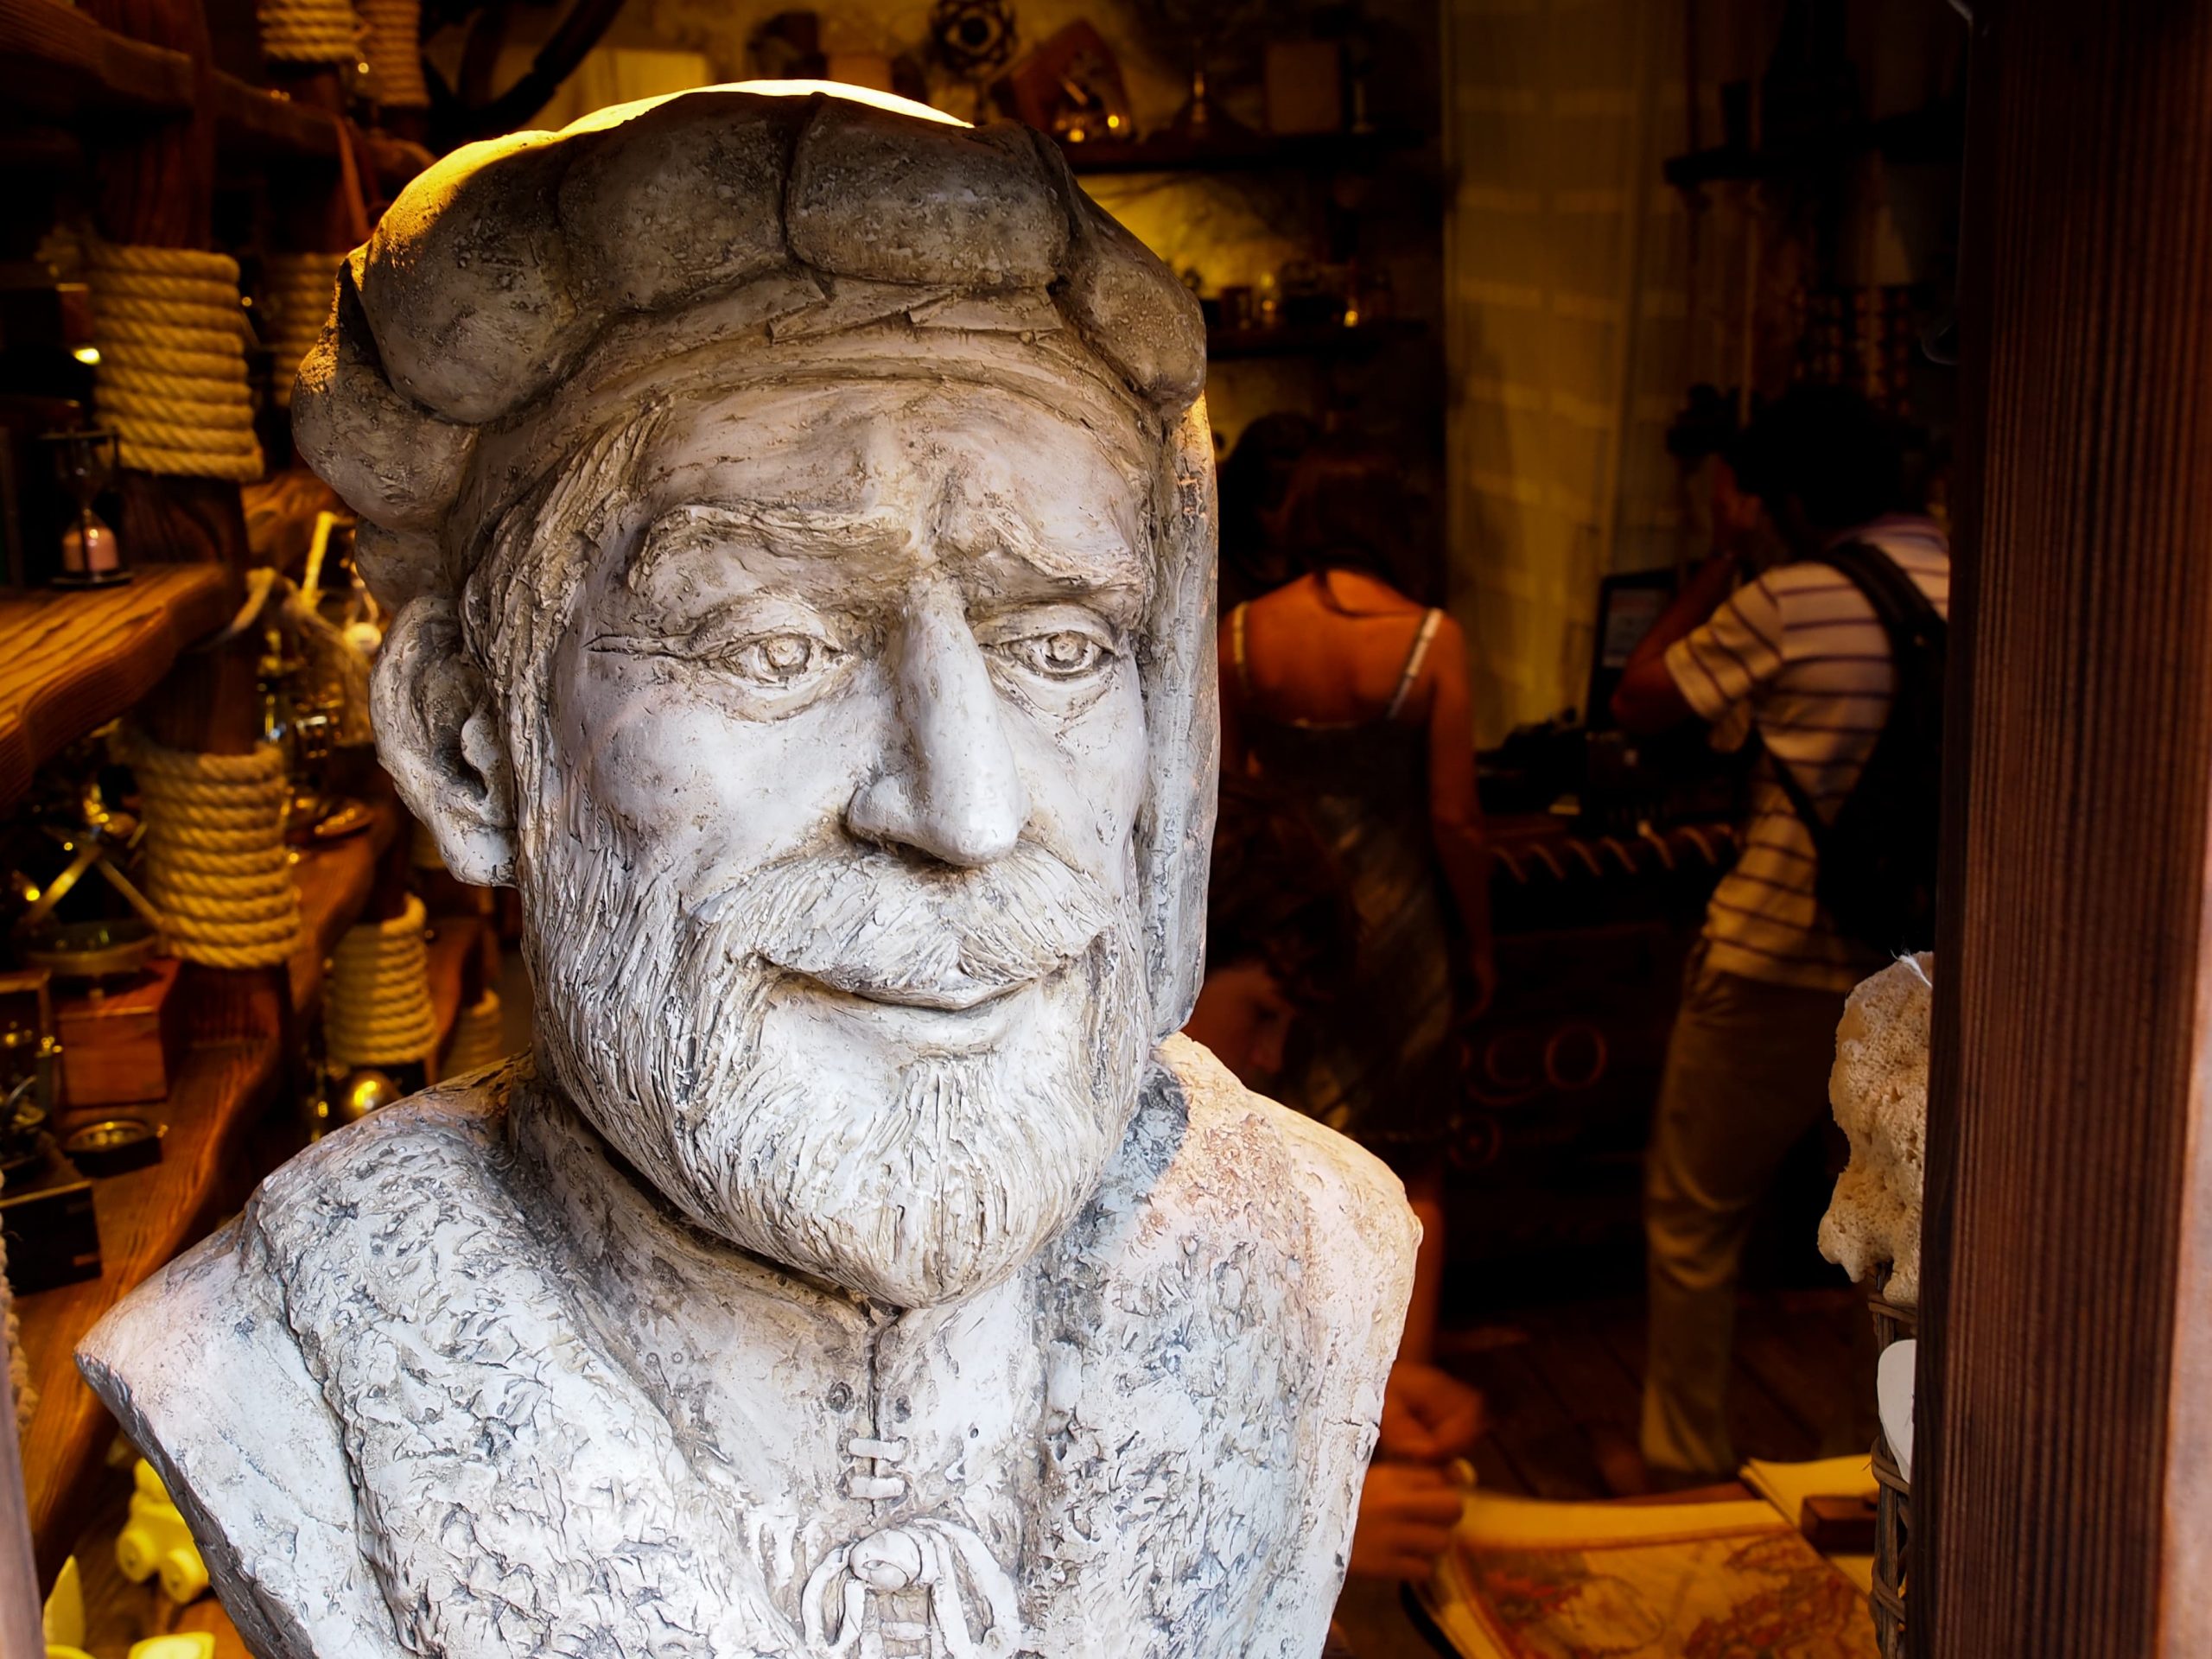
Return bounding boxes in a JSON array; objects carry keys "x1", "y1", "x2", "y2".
[{"x1": 690, "y1": 842, "x2": 1119, "y2": 1002}]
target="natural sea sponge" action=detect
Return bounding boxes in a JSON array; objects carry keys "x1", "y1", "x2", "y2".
[{"x1": 1818, "y1": 952, "x2": 1933, "y2": 1304}]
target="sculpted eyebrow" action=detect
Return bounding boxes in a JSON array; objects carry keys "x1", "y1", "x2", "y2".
[
  {"x1": 631, "y1": 504, "x2": 912, "y2": 579},
  {"x1": 633, "y1": 503, "x2": 1148, "y2": 600}
]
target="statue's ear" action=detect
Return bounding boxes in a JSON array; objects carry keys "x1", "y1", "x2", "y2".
[{"x1": 372, "y1": 595, "x2": 518, "y2": 887}]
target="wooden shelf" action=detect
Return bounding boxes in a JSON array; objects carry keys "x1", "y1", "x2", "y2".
[
  {"x1": 14, "y1": 972, "x2": 287, "y2": 1581},
  {"x1": 1058, "y1": 125, "x2": 1422, "y2": 175},
  {"x1": 213, "y1": 70, "x2": 341, "y2": 165},
  {"x1": 0, "y1": 566, "x2": 236, "y2": 818},
  {"x1": 0, "y1": 0, "x2": 193, "y2": 122},
  {"x1": 1207, "y1": 318, "x2": 1427, "y2": 360},
  {"x1": 14, "y1": 803, "x2": 398, "y2": 1576}
]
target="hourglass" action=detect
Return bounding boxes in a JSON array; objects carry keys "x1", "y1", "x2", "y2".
[{"x1": 41, "y1": 426, "x2": 128, "y2": 588}]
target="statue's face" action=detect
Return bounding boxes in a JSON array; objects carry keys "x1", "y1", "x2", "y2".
[{"x1": 512, "y1": 378, "x2": 1159, "y2": 1306}]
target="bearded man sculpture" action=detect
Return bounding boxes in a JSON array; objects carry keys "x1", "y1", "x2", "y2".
[{"x1": 79, "y1": 85, "x2": 1418, "y2": 1659}]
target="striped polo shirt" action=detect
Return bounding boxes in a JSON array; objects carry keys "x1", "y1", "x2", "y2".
[{"x1": 1662, "y1": 514, "x2": 1951, "y2": 992}]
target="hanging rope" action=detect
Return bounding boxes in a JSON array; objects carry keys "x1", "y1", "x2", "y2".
[
  {"x1": 87, "y1": 245, "x2": 264, "y2": 482},
  {"x1": 263, "y1": 252, "x2": 341, "y2": 407},
  {"x1": 115, "y1": 732, "x2": 302, "y2": 970},
  {"x1": 361, "y1": 0, "x2": 429, "y2": 109},
  {"x1": 257, "y1": 0, "x2": 363, "y2": 65},
  {"x1": 442, "y1": 986, "x2": 510, "y2": 1076},
  {"x1": 325, "y1": 893, "x2": 439, "y2": 1073}
]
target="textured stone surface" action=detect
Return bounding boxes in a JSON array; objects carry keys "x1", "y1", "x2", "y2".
[
  {"x1": 88, "y1": 81, "x2": 1409, "y2": 1659},
  {"x1": 785, "y1": 103, "x2": 1066, "y2": 288},
  {"x1": 1819, "y1": 952, "x2": 1934, "y2": 1303},
  {"x1": 83, "y1": 1047, "x2": 1413, "y2": 1658}
]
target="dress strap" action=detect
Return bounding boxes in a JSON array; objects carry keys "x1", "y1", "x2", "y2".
[
  {"x1": 1385, "y1": 608, "x2": 1444, "y2": 721},
  {"x1": 1230, "y1": 602, "x2": 1253, "y2": 697}
]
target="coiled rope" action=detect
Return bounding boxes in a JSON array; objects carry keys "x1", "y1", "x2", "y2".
[
  {"x1": 442, "y1": 987, "x2": 510, "y2": 1076},
  {"x1": 258, "y1": 0, "x2": 362, "y2": 65},
  {"x1": 262, "y1": 252, "x2": 341, "y2": 407},
  {"x1": 117, "y1": 732, "x2": 303, "y2": 969},
  {"x1": 87, "y1": 245, "x2": 264, "y2": 482},
  {"x1": 325, "y1": 893, "x2": 439, "y2": 1072},
  {"x1": 361, "y1": 0, "x2": 429, "y2": 108}
]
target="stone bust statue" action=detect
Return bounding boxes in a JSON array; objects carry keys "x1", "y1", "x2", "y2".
[{"x1": 80, "y1": 85, "x2": 1417, "y2": 1659}]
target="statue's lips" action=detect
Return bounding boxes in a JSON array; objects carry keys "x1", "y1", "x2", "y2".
[
  {"x1": 766, "y1": 963, "x2": 1045, "y2": 1052},
  {"x1": 798, "y1": 971, "x2": 1030, "y2": 1013}
]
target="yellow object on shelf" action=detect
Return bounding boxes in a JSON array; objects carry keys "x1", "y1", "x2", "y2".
[
  {"x1": 41, "y1": 1554, "x2": 86, "y2": 1649},
  {"x1": 117, "y1": 1458, "x2": 211, "y2": 1605},
  {"x1": 130, "y1": 1637, "x2": 216, "y2": 1659}
]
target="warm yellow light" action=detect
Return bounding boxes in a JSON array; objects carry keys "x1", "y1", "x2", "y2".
[
  {"x1": 1343, "y1": 308, "x2": 1362, "y2": 327},
  {"x1": 73, "y1": 346, "x2": 99, "y2": 365},
  {"x1": 20, "y1": 887, "x2": 38, "y2": 904},
  {"x1": 723, "y1": 79, "x2": 969, "y2": 127},
  {"x1": 1107, "y1": 113, "x2": 1124, "y2": 130}
]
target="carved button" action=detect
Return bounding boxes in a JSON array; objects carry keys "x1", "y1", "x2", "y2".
[
  {"x1": 850, "y1": 1529, "x2": 926, "y2": 1591},
  {"x1": 826, "y1": 1382, "x2": 853, "y2": 1411}
]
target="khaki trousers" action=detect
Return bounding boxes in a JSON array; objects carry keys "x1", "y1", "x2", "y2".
[{"x1": 1641, "y1": 950, "x2": 1850, "y2": 1480}]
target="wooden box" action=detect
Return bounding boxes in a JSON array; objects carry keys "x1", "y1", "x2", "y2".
[{"x1": 57, "y1": 956, "x2": 183, "y2": 1107}]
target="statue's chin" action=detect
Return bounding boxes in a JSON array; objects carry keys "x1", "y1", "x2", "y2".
[{"x1": 668, "y1": 1080, "x2": 1122, "y2": 1309}]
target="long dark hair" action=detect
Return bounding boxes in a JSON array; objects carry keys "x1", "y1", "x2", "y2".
[{"x1": 1272, "y1": 442, "x2": 1436, "y2": 611}]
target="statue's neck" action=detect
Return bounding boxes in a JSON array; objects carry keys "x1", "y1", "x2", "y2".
[{"x1": 497, "y1": 1064, "x2": 1049, "y2": 1553}]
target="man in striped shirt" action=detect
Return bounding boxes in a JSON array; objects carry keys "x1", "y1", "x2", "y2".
[{"x1": 1611, "y1": 386, "x2": 1949, "y2": 1483}]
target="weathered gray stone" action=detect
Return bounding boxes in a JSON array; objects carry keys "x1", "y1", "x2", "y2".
[{"x1": 786, "y1": 100, "x2": 1066, "y2": 288}]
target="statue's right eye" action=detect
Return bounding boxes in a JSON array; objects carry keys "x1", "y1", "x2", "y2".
[{"x1": 728, "y1": 633, "x2": 836, "y2": 685}]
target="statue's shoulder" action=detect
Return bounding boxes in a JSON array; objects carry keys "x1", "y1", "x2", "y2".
[
  {"x1": 1028, "y1": 1039, "x2": 1417, "y2": 1656},
  {"x1": 1141, "y1": 1033, "x2": 1419, "y2": 1275},
  {"x1": 75, "y1": 1065, "x2": 526, "y2": 1659}
]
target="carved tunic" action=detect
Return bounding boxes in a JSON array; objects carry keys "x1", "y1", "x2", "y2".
[{"x1": 80, "y1": 1038, "x2": 1413, "y2": 1659}]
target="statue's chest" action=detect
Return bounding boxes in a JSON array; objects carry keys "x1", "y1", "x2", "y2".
[{"x1": 592, "y1": 1236, "x2": 1320, "y2": 1657}]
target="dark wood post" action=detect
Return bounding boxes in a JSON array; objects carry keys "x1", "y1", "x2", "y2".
[{"x1": 1916, "y1": 3, "x2": 2212, "y2": 1655}]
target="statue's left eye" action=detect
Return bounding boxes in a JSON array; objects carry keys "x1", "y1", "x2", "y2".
[
  {"x1": 732, "y1": 633, "x2": 831, "y2": 684},
  {"x1": 1005, "y1": 629, "x2": 1108, "y2": 680}
]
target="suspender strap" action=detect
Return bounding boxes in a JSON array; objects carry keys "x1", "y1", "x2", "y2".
[
  {"x1": 1760, "y1": 541, "x2": 1945, "y2": 830},
  {"x1": 1387, "y1": 609, "x2": 1444, "y2": 721},
  {"x1": 1230, "y1": 602, "x2": 1252, "y2": 698}
]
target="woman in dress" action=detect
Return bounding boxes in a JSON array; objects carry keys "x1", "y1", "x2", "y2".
[{"x1": 1218, "y1": 442, "x2": 1492, "y2": 1367}]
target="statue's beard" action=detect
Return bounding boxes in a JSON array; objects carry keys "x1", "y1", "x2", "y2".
[{"x1": 519, "y1": 804, "x2": 1152, "y2": 1307}]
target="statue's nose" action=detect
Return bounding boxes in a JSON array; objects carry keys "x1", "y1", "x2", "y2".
[{"x1": 846, "y1": 586, "x2": 1029, "y2": 868}]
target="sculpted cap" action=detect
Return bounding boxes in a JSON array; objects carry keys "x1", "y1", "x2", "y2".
[{"x1": 293, "y1": 83, "x2": 1206, "y2": 603}]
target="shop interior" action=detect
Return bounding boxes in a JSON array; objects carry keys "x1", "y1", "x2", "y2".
[{"x1": 0, "y1": 0, "x2": 2191, "y2": 1656}]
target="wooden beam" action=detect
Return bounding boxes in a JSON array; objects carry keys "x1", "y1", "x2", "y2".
[{"x1": 1916, "y1": 4, "x2": 2212, "y2": 1656}]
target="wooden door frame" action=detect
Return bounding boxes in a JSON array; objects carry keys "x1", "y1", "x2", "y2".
[{"x1": 1916, "y1": 3, "x2": 2212, "y2": 1654}]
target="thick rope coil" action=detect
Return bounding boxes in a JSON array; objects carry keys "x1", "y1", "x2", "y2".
[
  {"x1": 87, "y1": 245, "x2": 264, "y2": 482},
  {"x1": 263, "y1": 251, "x2": 341, "y2": 406},
  {"x1": 325, "y1": 893, "x2": 439, "y2": 1071},
  {"x1": 117, "y1": 733, "x2": 303, "y2": 969},
  {"x1": 442, "y1": 987, "x2": 509, "y2": 1076},
  {"x1": 360, "y1": 0, "x2": 429, "y2": 108},
  {"x1": 257, "y1": 0, "x2": 362, "y2": 63}
]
